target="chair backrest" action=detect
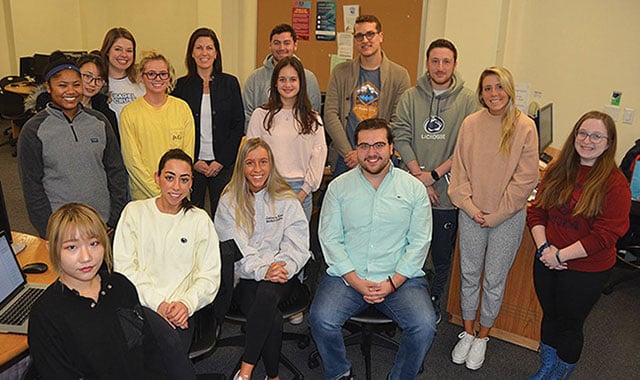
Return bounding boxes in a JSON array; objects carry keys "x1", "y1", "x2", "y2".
[
  {"x1": 188, "y1": 239, "x2": 243, "y2": 361},
  {"x1": 0, "y1": 75, "x2": 27, "y2": 89},
  {"x1": 0, "y1": 91, "x2": 27, "y2": 119}
]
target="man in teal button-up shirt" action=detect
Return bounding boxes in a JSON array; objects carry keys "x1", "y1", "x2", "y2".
[{"x1": 309, "y1": 118, "x2": 437, "y2": 380}]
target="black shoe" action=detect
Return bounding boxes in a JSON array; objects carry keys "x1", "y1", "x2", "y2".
[
  {"x1": 338, "y1": 368, "x2": 354, "y2": 380},
  {"x1": 431, "y1": 295, "x2": 442, "y2": 324}
]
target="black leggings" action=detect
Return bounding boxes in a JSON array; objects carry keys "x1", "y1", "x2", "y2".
[
  {"x1": 533, "y1": 260, "x2": 610, "y2": 363},
  {"x1": 234, "y1": 278, "x2": 299, "y2": 378},
  {"x1": 142, "y1": 307, "x2": 196, "y2": 379}
]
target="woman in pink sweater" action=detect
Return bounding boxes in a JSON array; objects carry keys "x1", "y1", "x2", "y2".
[{"x1": 448, "y1": 67, "x2": 539, "y2": 370}]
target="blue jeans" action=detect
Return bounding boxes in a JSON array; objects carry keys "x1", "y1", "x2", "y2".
[
  {"x1": 309, "y1": 275, "x2": 436, "y2": 380},
  {"x1": 287, "y1": 180, "x2": 312, "y2": 221}
]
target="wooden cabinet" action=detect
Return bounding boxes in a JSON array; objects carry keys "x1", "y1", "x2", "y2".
[{"x1": 446, "y1": 227, "x2": 542, "y2": 350}]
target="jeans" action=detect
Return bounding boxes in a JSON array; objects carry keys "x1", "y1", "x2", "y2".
[
  {"x1": 309, "y1": 275, "x2": 436, "y2": 380},
  {"x1": 287, "y1": 180, "x2": 312, "y2": 221}
]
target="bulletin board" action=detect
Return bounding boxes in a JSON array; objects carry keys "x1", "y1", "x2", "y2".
[{"x1": 256, "y1": 0, "x2": 424, "y2": 91}]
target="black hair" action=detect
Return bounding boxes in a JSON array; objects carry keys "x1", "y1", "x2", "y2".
[
  {"x1": 426, "y1": 38, "x2": 458, "y2": 61},
  {"x1": 355, "y1": 118, "x2": 393, "y2": 144},
  {"x1": 270, "y1": 24, "x2": 297, "y2": 42},
  {"x1": 157, "y1": 149, "x2": 195, "y2": 212}
]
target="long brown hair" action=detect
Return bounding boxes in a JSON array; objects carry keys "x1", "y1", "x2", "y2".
[
  {"x1": 184, "y1": 27, "x2": 223, "y2": 77},
  {"x1": 534, "y1": 111, "x2": 618, "y2": 218},
  {"x1": 99, "y1": 27, "x2": 138, "y2": 83},
  {"x1": 220, "y1": 138, "x2": 295, "y2": 237},
  {"x1": 261, "y1": 56, "x2": 320, "y2": 135},
  {"x1": 477, "y1": 67, "x2": 521, "y2": 155}
]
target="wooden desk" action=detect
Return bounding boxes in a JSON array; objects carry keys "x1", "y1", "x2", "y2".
[
  {"x1": 2, "y1": 82, "x2": 36, "y2": 96},
  {"x1": 446, "y1": 228, "x2": 542, "y2": 350},
  {"x1": 0, "y1": 232, "x2": 55, "y2": 367}
]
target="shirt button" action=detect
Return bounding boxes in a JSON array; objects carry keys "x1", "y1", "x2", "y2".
[
  {"x1": 107, "y1": 284, "x2": 112, "y2": 289},
  {"x1": 90, "y1": 302, "x2": 96, "y2": 308},
  {"x1": 101, "y1": 291, "x2": 106, "y2": 296}
]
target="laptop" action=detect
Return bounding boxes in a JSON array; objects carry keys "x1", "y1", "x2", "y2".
[{"x1": 0, "y1": 230, "x2": 47, "y2": 334}]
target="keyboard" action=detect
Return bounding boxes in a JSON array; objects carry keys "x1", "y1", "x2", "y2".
[{"x1": 0, "y1": 287, "x2": 45, "y2": 325}]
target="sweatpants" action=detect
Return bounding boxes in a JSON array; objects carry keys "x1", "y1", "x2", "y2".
[{"x1": 458, "y1": 209, "x2": 525, "y2": 327}]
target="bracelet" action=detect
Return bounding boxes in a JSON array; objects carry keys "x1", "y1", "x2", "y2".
[
  {"x1": 536, "y1": 242, "x2": 551, "y2": 258},
  {"x1": 555, "y1": 249, "x2": 564, "y2": 265},
  {"x1": 431, "y1": 170, "x2": 440, "y2": 182},
  {"x1": 387, "y1": 276, "x2": 397, "y2": 292}
]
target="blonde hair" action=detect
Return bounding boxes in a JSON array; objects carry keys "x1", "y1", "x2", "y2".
[
  {"x1": 221, "y1": 138, "x2": 296, "y2": 236},
  {"x1": 46, "y1": 203, "x2": 111, "y2": 274},
  {"x1": 138, "y1": 50, "x2": 176, "y2": 93},
  {"x1": 477, "y1": 66, "x2": 521, "y2": 155},
  {"x1": 534, "y1": 111, "x2": 618, "y2": 218}
]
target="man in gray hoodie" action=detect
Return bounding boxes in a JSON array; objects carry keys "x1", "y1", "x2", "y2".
[
  {"x1": 392, "y1": 38, "x2": 479, "y2": 323},
  {"x1": 242, "y1": 24, "x2": 321, "y2": 131}
]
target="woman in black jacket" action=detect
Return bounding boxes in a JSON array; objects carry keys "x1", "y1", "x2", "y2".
[{"x1": 173, "y1": 27, "x2": 244, "y2": 216}]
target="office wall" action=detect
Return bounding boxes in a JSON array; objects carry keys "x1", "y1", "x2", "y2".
[
  {"x1": 1, "y1": 0, "x2": 637, "y2": 162},
  {"x1": 427, "y1": 0, "x2": 639, "y2": 163},
  {"x1": 0, "y1": 0, "x2": 257, "y2": 83}
]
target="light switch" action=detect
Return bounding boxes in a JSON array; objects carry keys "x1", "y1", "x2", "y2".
[{"x1": 603, "y1": 105, "x2": 620, "y2": 121}]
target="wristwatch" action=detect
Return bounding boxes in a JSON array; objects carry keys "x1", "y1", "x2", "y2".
[{"x1": 431, "y1": 170, "x2": 440, "y2": 182}]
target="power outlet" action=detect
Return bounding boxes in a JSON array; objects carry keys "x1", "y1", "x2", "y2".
[{"x1": 623, "y1": 108, "x2": 635, "y2": 124}]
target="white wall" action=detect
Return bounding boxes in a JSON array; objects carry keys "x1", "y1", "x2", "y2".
[{"x1": 424, "y1": 0, "x2": 639, "y2": 163}]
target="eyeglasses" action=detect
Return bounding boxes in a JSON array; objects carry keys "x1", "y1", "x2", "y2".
[
  {"x1": 353, "y1": 31, "x2": 378, "y2": 42},
  {"x1": 356, "y1": 142, "x2": 387, "y2": 152},
  {"x1": 575, "y1": 129, "x2": 608, "y2": 143},
  {"x1": 142, "y1": 71, "x2": 170, "y2": 80},
  {"x1": 81, "y1": 73, "x2": 104, "y2": 86}
]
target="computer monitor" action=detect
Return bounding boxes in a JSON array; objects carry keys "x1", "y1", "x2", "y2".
[
  {"x1": 0, "y1": 181, "x2": 13, "y2": 244},
  {"x1": 537, "y1": 103, "x2": 553, "y2": 162}
]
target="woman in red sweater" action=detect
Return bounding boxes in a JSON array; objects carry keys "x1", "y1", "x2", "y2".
[{"x1": 527, "y1": 110, "x2": 631, "y2": 379}]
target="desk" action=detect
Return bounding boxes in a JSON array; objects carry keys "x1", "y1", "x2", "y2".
[
  {"x1": 2, "y1": 82, "x2": 36, "y2": 96},
  {"x1": 445, "y1": 147, "x2": 560, "y2": 350},
  {"x1": 0, "y1": 232, "x2": 55, "y2": 367},
  {"x1": 446, "y1": 228, "x2": 541, "y2": 350}
]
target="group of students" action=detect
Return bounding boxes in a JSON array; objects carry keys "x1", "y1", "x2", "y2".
[{"x1": 15, "y1": 15, "x2": 632, "y2": 380}]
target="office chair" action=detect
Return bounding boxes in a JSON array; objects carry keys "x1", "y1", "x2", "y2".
[
  {"x1": 603, "y1": 200, "x2": 640, "y2": 294},
  {"x1": 215, "y1": 239, "x2": 312, "y2": 380},
  {"x1": 307, "y1": 306, "x2": 425, "y2": 380},
  {"x1": 0, "y1": 76, "x2": 31, "y2": 155}
]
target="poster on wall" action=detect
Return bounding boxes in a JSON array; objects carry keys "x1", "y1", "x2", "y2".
[
  {"x1": 292, "y1": 1, "x2": 311, "y2": 40},
  {"x1": 316, "y1": 1, "x2": 336, "y2": 41},
  {"x1": 343, "y1": 5, "x2": 359, "y2": 32}
]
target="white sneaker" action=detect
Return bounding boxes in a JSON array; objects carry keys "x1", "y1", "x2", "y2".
[
  {"x1": 288, "y1": 312, "x2": 304, "y2": 325},
  {"x1": 451, "y1": 331, "x2": 475, "y2": 364},
  {"x1": 465, "y1": 336, "x2": 489, "y2": 370}
]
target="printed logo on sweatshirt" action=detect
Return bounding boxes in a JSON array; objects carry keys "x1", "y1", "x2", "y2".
[
  {"x1": 111, "y1": 92, "x2": 137, "y2": 105},
  {"x1": 352, "y1": 82, "x2": 380, "y2": 121},
  {"x1": 266, "y1": 214, "x2": 284, "y2": 223},
  {"x1": 421, "y1": 115, "x2": 446, "y2": 140}
]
